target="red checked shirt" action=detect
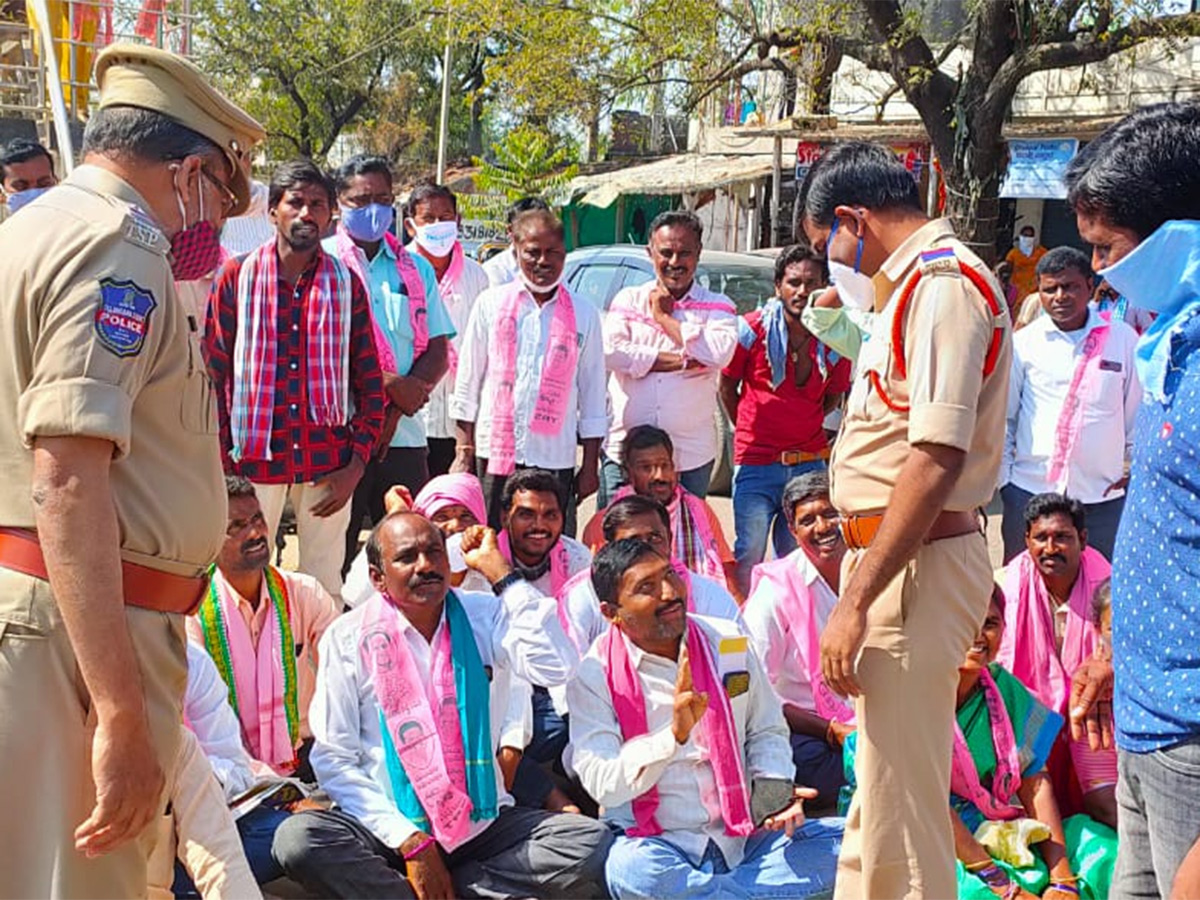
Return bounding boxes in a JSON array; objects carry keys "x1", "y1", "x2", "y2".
[
  {"x1": 204, "y1": 250, "x2": 386, "y2": 483},
  {"x1": 723, "y1": 310, "x2": 851, "y2": 465}
]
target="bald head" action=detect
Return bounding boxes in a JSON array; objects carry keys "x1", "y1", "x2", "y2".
[{"x1": 367, "y1": 512, "x2": 450, "y2": 610}]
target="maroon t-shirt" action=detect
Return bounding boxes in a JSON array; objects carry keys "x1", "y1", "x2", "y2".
[{"x1": 722, "y1": 309, "x2": 851, "y2": 465}]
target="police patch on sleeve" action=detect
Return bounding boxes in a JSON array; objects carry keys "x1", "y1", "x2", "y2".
[{"x1": 94, "y1": 278, "x2": 157, "y2": 357}]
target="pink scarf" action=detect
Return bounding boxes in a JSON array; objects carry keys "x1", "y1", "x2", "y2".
[
  {"x1": 611, "y1": 287, "x2": 735, "y2": 335},
  {"x1": 997, "y1": 547, "x2": 1109, "y2": 715},
  {"x1": 602, "y1": 621, "x2": 753, "y2": 837},
  {"x1": 614, "y1": 485, "x2": 726, "y2": 587},
  {"x1": 231, "y1": 242, "x2": 351, "y2": 462},
  {"x1": 359, "y1": 594, "x2": 473, "y2": 847},
  {"x1": 1047, "y1": 324, "x2": 1110, "y2": 490},
  {"x1": 413, "y1": 473, "x2": 487, "y2": 527},
  {"x1": 749, "y1": 553, "x2": 853, "y2": 724},
  {"x1": 435, "y1": 243, "x2": 465, "y2": 375},
  {"x1": 950, "y1": 667, "x2": 1023, "y2": 821},
  {"x1": 334, "y1": 226, "x2": 429, "y2": 374},
  {"x1": 488, "y1": 283, "x2": 578, "y2": 475}
]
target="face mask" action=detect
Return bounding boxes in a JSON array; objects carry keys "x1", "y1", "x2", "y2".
[
  {"x1": 169, "y1": 168, "x2": 222, "y2": 281},
  {"x1": 410, "y1": 219, "x2": 458, "y2": 258},
  {"x1": 340, "y1": 203, "x2": 395, "y2": 243},
  {"x1": 519, "y1": 268, "x2": 563, "y2": 295},
  {"x1": 1018, "y1": 235, "x2": 1035, "y2": 255},
  {"x1": 5, "y1": 186, "x2": 51, "y2": 214},
  {"x1": 827, "y1": 218, "x2": 876, "y2": 311}
]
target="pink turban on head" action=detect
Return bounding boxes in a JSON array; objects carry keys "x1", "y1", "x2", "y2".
[{"x1": 413, "y1": 473, "x2": 488, "y2": 528}]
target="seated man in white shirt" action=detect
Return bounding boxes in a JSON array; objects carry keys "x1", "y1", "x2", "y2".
[
  {"x1": 600, "y1": 209, "x2": 738, "y2": 505},
  {"x1": 451, "y1": 207, "x2": 608, "y2": 536},
  {"x1": 568, "y1": 538, "x2": 842, "y2": 899},
  {"x1": 583, "y1": 425, "x2": 738, "y2": 597},
  {"x1": 742, "y1": 472, "x2": 853, "y2": 811},
  {"x1": 272, "y1": 513, "x2": 611, "y2": 899},
  {"x1": 188, "y1": 477, "x2": 342, "y2": 781},
  {"x1": 564, "y1": 494, "x2": 741, "y2": 653},
  {"x1": 1000, "y1": 246, "x2": 1140, "y2": 562}
]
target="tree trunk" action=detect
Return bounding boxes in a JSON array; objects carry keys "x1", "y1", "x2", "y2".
[
  {"x1": 943, "y1": 108, "x2": 1008, "y2": 265},
  {"x1": 586, "y1": 103, "x2": 601, "y2": 162},
  {"x1": 467, "y1": 93, "x2": 484, "y2": 158}
]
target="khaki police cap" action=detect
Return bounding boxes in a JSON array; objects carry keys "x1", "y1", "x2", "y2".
[{"x1": 95, "y1": 44, "x2": 265, "y2": 216}]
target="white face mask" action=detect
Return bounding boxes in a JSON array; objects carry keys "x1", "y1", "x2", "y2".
[
  {"x1": 410, "y1": 219, "x2": 458, "y2": 258},
  {"x1": 519, "y1": 268, "x2": 564, "y2": 295},
  {"x1": 1018, "y1": 235, "x2": 1036, "y2": 255},
  {"x1": 828, "y1": 261, "x2": 876, "y2": 311}
]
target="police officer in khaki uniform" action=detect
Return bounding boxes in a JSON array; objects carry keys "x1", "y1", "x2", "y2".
[
  {"x1": 0, "y1": 45, "x2": 263, "y2": 897},
  {"x1": 800, "y1": 143, "x2": 1012, "y2": 899}
]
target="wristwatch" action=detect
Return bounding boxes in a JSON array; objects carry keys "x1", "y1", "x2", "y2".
[{"x1": 491, "y1": 572, "x2": 523, "y2": 595}]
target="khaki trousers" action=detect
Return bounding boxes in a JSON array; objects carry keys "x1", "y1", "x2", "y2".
[
  {"x1": 0, "y1": 569, "x2": 186, "y2": 898},
  {"x1": 833, "y1": 532, "x2": 991, "y2": 900},
  {"x1": 254, "y1": 480, "x2": 353, "y2": 598}
]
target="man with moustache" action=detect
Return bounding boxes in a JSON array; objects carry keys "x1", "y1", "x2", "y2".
[
  {"x1": 206, "y1": 160, "x2": 386, "y2": 596},
  {"x1": 187, "y1": 477, "x2": 340, "y2": 779},
  {"x1": 451, "y1": 208, "x2": 606, "y2": 535},
  {"x1": 1000, "y1": 246, "x2": 1140, "y2": 562},
  {"x1": 568, "y1": 538, "x2": 842, "y2": 898},
  {"x1": 272, "y1": 513, "x2": 612, "y2": 899},
  {"x1": 742, "y1": 472, "x2": 853, "y2": 810},
  {"x1": 601, "y1": 210, "x2": 738, "y2": 506},
  {"x1": 720, "y1": 245, "x2": 850, "y2": 595},
  {"x1": 996, "y1": 492, "x2": 1116, "y2": 830}
]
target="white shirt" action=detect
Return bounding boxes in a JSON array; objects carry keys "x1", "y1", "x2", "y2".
[
  {"x1": 567, "y1": 615, "x2": 793, "y2": 867},
  {"x1": 310, "y1": 582, "x2": 579, "y2": 850},
  {"x1": 482, "y1": 247, "x2": 520, "y2": 288},
  {"x1": 741, "y1": 550, "x2": 838, "y2": 713},
  {"x1": 451, "y1": 285, "x2": 608, "y2": 470},
  {"x1": 564, "y1": 568, "x2": 743, "y2": 654},
  {"x1": 1002, "y1": 308, "x2": 1141, "y2": 503},
  {"x1": 424, "y1": 254, "x2": 491, "y2": 440},
  {"x1": 184, "y1": 643, "x2": 272, "y2": 802},
  {"x1": 603, "y1": 280, "x2": 738, "y2": 470}
]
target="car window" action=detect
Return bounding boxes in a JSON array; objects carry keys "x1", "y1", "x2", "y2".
[
  {"x1": 568, "y1": 262, "x2": 625, "y2": 311},
  {"x1": 695, "y1": 263, "x2": 776, "y2": 315}
]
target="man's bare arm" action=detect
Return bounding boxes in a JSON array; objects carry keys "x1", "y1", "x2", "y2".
[{"x1": 32, "y1": 435, "x2": 164, "y2": 855}]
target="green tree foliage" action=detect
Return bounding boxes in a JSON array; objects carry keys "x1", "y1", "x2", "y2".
[{"x1": 464, "y1": 124, "x2": 581, "y2": 225}]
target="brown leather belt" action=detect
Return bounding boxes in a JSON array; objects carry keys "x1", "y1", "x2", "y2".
[
  {"x1": 840, "y1": 510, "x2": 981, "y2": 551},
  {"x1": 0, "y1": 527, "x2": 207, "y2": 615},
  {"x1": 780, "y1": 448, "x2": 831, "y2": 466}
]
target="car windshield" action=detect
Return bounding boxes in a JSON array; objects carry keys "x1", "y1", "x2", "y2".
[{"x1": 694, "y1": 263, "x2": 776, "y2": 314}]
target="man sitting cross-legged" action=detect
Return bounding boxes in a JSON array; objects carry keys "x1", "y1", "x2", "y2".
[
  {"x1": 742, "y1": 471, "x2": 854, "y2": 812},
  {"x1": 568, "y1": 538, "x2": 842, "y2": 899},
  {"x1": 272, "y1": 514, "x2": 611, "y2": 898},
  {"x1": 187, "y1": 476, "x2": 341, "y2": 780},
  {"x1": 562, "y1": 494, "x2": 741, "y2": 653}
]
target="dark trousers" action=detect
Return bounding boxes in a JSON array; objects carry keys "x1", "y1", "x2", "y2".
[
  {"x1": 791, "y1": 733, "x2": 846, "y2": 813},
  {"x1": 511, "y1": 686, "x2": 571, "y2": 809},
  {"x1": 427, "y1": 437, "x2": 458, "y2": 479},
  {"x1": 344, "y1": 446, "x2": 430, "y2": 575},
  {"x1": 999, "y1": 482, "x2": 1125, "y2": 563},
  {"x1": 273, "y1": 805, "x2": 613, "y2": 899},
  {"x1": 477, "y1": 459, "x2": 578, "y2": 538}
]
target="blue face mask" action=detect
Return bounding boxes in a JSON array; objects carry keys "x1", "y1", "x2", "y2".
[
  {"x1": 340, "y1": 203, "x2": 395, "y2": 243},
  {"x1": 6, "y1": 185, "x2": 51, "y2": 214}
]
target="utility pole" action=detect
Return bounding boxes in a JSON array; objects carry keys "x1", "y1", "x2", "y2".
[{"x1": 436, "y1": 3, "x2": 452, "y2": 183}]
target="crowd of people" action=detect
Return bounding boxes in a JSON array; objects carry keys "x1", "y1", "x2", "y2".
[{"x1": 1, "y1": 41, "x2": 1199, "y2": 900}]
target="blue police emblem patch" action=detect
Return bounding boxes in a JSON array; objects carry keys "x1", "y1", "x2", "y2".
[{"x1": 95, "y1": 278, "x2": 157, "y2": 357}]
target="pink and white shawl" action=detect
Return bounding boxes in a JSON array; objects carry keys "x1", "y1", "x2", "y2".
[
  {"x1": 950, "y1": 667, "x2": 1023, "y2": 821},
  {"x1": 488, "y1": 282, "x2": 578, "y2": 475},
  {"x1": 1047, "y1": 324, "x2": 1110, "y2": 491},
  {"x1": 231, "y1": 242, "x2": 352, "y2": 462},
  {"x1": 334, "y1": 226, "x2": 429, "y2": 374},
  {"x1": 601, "y1": 620, "x2": 753, "y2": 837}
]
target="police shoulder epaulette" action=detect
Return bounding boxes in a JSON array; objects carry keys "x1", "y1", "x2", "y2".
[
  {"x1": 917, "y1": 246, "x2": 961, "y2": 276},
  {"x1": 120, "y1": 205, "x2": 168, "y2": 254}
]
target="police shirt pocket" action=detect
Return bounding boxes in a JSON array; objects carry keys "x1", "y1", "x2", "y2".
[
  {"x1": 180, "y1": 326, "x2": 218, "y2": 434},
  {"x1": 848, "y1": 336, "x2": 891, "y2": 421}
]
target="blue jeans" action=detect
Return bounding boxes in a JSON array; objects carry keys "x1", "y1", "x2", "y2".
[
  {"x1": 172, "y1": 805, "x2": 289, "y2": 897},
  {"x1": 732, "y1": 459, "x2": 827, "y2": 595},
  {"x1": 605, "y1": 820, "x2": 842, "y2": 899},
  {"x1": 599, "y1": 454, "x2": 715, "y2": 508},
  {"x1": 1115, "y1": 739, "x2": 1200, "y2": 898}
]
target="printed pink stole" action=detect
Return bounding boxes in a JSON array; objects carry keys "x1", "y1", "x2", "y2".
[
  {"x1": 996, "y1": 548, "x2": 1109, "y2": 715},
  {"x1": 749, "y1": 553, "x2": 854, "y2": 724},
  {"x1": 436, "y1": 242, "x2": 466, "y2": 375},
  {"x1": 950, "y1": 667, "x2": 1023, "y2": 820},
  {"x1": 1047, "y1": 323, "x2": 1111, "y2": 490},
  {"x1": 334, "y1": 226, "x2": 429, "y2": 374},
  {"x1": 488, "y1": 283, "x2": 579, "y2": 475},
  {"x1": 359, "y1": 594, "x2": 473, "y2": 847},
  {"x1": 601, "y1": 621, "x2": 753, "y2": 838}
]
